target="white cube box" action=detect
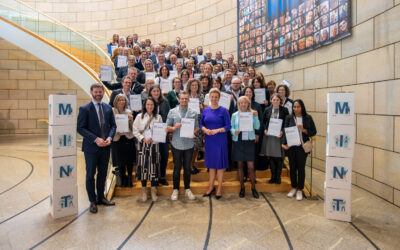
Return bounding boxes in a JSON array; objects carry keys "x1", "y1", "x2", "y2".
[
  {"x1": 327, "y1": 93, "x2": 355, "y2": 125},
  {"x1": 49, "y1": 155, "x2": 77, "y2": 189},
  {"x1": 325, "y1": 187, "x2": 351, "y2": 222},
  {"x1": 325, "y1": 157, "x2": 352, "y2": 190},
  {"x1": 49, "y1": 124, "x2": 77, "y2": 158},
  {"x1": 50, "y1": 184, "x2": 78, "y2": 219},
  {"x1": 49, "y1": 94, "x2": 76, "y2": 126},
  {"x1": 326, "y1": 124, "x2": 355, "y2": 158}
]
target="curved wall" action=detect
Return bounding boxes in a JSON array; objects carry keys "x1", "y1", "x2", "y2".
[
  {"x1": 256, "y1": 0, "x2": 400, "y2": 206},
  {"x1": 23, "y1": 0, "x2": 238, "y2": 57}
]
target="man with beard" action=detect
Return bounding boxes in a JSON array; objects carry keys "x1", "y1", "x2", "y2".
[{"x1": 77, "y1": 83, "x2": 116, "y2": 213}]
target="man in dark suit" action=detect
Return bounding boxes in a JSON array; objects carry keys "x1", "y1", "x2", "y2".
[
  {"x1": 108, "y1": 76, "x2": 134, "y2": 107},
  {"x1": 77, "y1": 83, "x2": 117, "y2": 213},
  {"x1": 103, "y1": 68, "x2": 143, "y2": 94},
  {"x1": 116, "y1": 55, "x2": 140, "y2": 82}
]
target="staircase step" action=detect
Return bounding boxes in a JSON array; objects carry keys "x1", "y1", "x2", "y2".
[{"x1": 114, "y1": 177, "x2": 292, "y2": 196}]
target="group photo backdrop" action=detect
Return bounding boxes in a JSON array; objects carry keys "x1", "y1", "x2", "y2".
[{"x1": 238, "y1": 0, "x2": 351, "y2": 65}]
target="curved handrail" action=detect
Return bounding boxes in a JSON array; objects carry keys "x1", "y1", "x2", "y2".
[
  {"x1": 0, "y1": 0, "x2": 115, "y2": 76},
  {"x1": 0, "y1": 16, "x2": 110, "y2": 98}
]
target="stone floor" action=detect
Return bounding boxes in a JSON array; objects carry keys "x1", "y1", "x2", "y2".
[{"x1": 0, "y1": 134, "x2": 399, "y2": 249}]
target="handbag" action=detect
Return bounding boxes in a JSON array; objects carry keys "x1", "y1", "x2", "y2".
[{"x1": 294, "y1": 116, "x2": 312, "y2": 153}]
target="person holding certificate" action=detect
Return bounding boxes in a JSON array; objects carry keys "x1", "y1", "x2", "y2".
[
  {"x1": 282, "y1": 99, "x2": 316, "y2": 201},
  {"x1": 185, "y1": 79, "x2": 205, "y2": 175},
  {"x1": 166, "y1": 91, "x2": 199, "y2": 201},
  {"x1": 277, "y1": 84, "x2": 293, "y2": 115},
  {"x1": 137, "y1": 59, "x2": 156, "y2": 84},
  {"x1": 148, "y1": 85, "x2": 170, "y2": 186},
  {"x1": 132, "y1": 98, "x2": 163, "y2": 202},
  {"x1": 112, "y1": 94, "x2": 135, "y2": 187},
  {"x1": 166, "y1": 77, "x2": 182, "y2": 109},
  {"x1": 156, "y1": 65, "x2": 172, "y2": 95},
  {"x1": 252, "y1": 76, "x2": 270, "y2": 112},
  {"x1": 261, "y1": 94, "x2": 289, "y2": 184},
  {"x1": 230, "y1": 96, "x2": 260, "y2": 198},
  {"x1": 201, "y1": 88, "x2": 231, "y2": 199}
]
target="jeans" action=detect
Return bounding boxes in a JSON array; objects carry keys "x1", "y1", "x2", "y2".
[{"x1": 287, "y1": 146, "x2": 307, "y2": 189}]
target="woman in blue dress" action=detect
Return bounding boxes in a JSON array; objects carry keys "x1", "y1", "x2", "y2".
[{"x1": 201, "y1": 88, "x2": 231, "y2": 199}]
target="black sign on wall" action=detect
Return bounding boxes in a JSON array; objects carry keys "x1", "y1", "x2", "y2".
[{"x1": 237, "y1": 0, "x2": 351, "y2": 65}]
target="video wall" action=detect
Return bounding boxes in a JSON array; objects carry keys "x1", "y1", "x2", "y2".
[{"x1": 238, "y1": 0, "x2": 351, "y2": 65}]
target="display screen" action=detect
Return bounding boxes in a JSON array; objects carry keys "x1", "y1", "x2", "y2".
[{"x1": 238, "y1": 0, "x2": 351, "y2": 65}]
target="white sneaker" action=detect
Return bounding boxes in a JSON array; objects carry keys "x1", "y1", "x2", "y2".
[
  {"x1": 141, "y1": 187, "x2": 148, "y2": 202},
  {"x1": 151, "y1": 187, "x2": 158, "y2": 202},
  {"x1": 171, "y1": 189, "x2": 179, "y2": 201},
  {"x1": 287, "y1": 188, "x2": 297, "y2": 198},
  {"x1": 296, "y1": 190, "x2": 303, "y2": 201},
  {"x1": 185, "y1": 189, "x2": 196, "y2": 200}
]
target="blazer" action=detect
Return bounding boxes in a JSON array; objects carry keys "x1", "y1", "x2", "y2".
[
  {"x1": 116, "y1": 66, "x2": 140, "y2": 82},
  {"x1": 148, "y1": 54, "x2": 157, "y2": 64},
  {"x1": 77, "y1": 101, "x2": 116, "y2": 153},
  {"x1": 230, "y1": 111, "x2": 260, "y2": 141},
  {"x1": 103, "y1": 81, "x2": 143, "y2": 95},
  {"x1": 112, "y1": 108, "x2": 134, "y2": 141},
  {"x1": 262, "y1": 105, "x2": 289, "y2": 132},
  {"x1": 109, "y1": 89, "x2": 135, "y2": 107},
  {"x1": 132, "y1": 113, "x2": 162, "y2": 143},
  {"x1": 135, "y1": 61, "x2": 145, "y2": 71},
  {"x1": 283, "y1": 114, "x2": 317, "y2": 144}
]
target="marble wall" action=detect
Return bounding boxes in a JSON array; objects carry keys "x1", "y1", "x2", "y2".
[{"x1": 256, "y1": 0, "x2": 400, "y2": 206}]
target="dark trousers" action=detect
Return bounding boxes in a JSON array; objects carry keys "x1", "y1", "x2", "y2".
[
  {"x1": 172, "y1": 146, "x2": 194, "y2": 189},
  {"x1": 287, "y1": 146, "x2": 307, "y2": 189},
  {"x1": 269, "y1": 157, "x2": 282, "y2": 181},
  {"x1": 159, "y1": 140, "x2": 169, "y2": 179},
  {"x1": 84, "y1": 147, "x2": 110, "y2": 202},
  {"x1": 141, "y1": 180, "x2": 157, "y2": 187},
  {"x1": 115, "y1": 136, "x2": 135, "y2": 178}
]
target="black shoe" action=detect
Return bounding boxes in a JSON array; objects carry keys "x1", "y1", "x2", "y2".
[
  {"x1": 243, "y1": 177, "x2": 248, "y2": 183},
  {"x1": 252, "y1": 188, "x2": 259, "y2": 199},
  {"x1": 89, "y1": 202, "x2": 98, "y2": 213},
  {"x1": 239, "y1": 187, "x2": 245, "y2": 198},
  {"x1": 268, "y1": 178, "x2": 275, "y2": 184},
  {"x1": 159, "y1": 179, "x2": 168, "y2": 186},
  {"x1": 197, "y1": 151, "x2": 204, "y2": 161},
  {"x1": 191, "y1": 167, "x2": 200, "y2": 175},
  {"x1": 203, "y1": 187, "x2": 215, "y2": 197},
  {"x1": 97, "y1": 198, "x2": 115, "y2": 206},
  {"x1": 276, "y1": 178, "x2": 281, "y2": 184},
  {"x1": 215, "y1": 194, "x2": 222, "y2": 200}
]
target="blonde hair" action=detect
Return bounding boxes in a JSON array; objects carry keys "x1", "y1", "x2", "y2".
[
  {"x1": 209, "y1": 88, "x2": 221, "y2": 98},
  {"x1": 144, "y1": 59, "x2": 155, "y2": 72},
  {"x1": 238, "y1": 96, "x2": 254, "y2": 112},
  {"x1": 113, "y1": 94, "x2": 128, "y2": 111}
]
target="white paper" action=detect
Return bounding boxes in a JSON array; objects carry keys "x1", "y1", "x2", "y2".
[
  {"x1": 160, "y1": 78, "x2": 172, "y2": 93},
  {"x1": 188, "y1": 98, "x2": 200, "y2": 114},
  {"x1": 267, "y1": 118, "x2": 283, "y2": 137},
  {"x1": 285, "y1": 126, "x2": 301, "y2": 146},
  {"x1": 152, "y1": 122, "x2": 167, "y2": 143},
  {"x1": 169, "y1": 71, "x2": 178, "y2": 79},
  {"x1": 284, "y1": 101, "x2": 293, "y2": 115},
  {"x1": 117, "y1": 56, "x2": 128, "y2": 67},
  {"x1": 254, "y1": 88, "x2": 266, "y2": 104},
  {"x1": 145, "y1": 72, "x2": 156, "y2": 81},
  {"x1": 281, "y1": 79, "x2": 292, "y2": 88},
  {"x1": 194, "y1": 73, "x2": 201, "y2": 79},
  {"x1": 110, "y1": 45, "x2": 118, "y2": 53},
  {"x1": 177, "y1": 58, "x2": 184, "y2": 64},
  {"x1": 129, "y1": 95, "x2": 142, "y2": 111},
  {"x1": 218, "y1": 92, "x2": 231, "y2": 110},
  {"x1": 180, "y1": 118, "x2": 195, "y2": 138},
  {"x1": 296, "y1": 117, "x2": 303, "y2": 125},
  {"x1": 211, "y1": 74, "x2": 217, "y2": 79},
  {"x1": 100, "y1": 65, "x2": 113, "y2": 82},
  {"x1": 238, "y1": 72, "x2": 244, "y2": 77},
  {"x1": 242, "y1": 131, "x2": 249, "y2": 140},
  {"x1": 239, "y1": 112, "x2": 253, "y2": 132},
  {"x1": 115, "y1": 114, "x2": 129, "y2": 133}
]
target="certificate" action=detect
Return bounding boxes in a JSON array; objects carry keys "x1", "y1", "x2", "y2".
[
  {"x1": 239, "y1": 112, "x2": 253, "y2": 131},
  {"x1": 267, "y1": 118, "x2": 283, "y2": 137},
  {"x1": 115, "y1": 114, "x2": 129, "y2": 133},
  {"x1": 180, "y1": 118, "x2": 195, "y2": 138},
  {"x1": 188, "y1": 98, "x2": 200, "y2": 114},
  {"x1": 238, "y1": 71, "x2": 244, "y2": 77},
  {"x1": 281, "y1": 79, "x2": 292, "y2": 88},
  {"x1": 197, "y1": 55, "x2": 205, "y2": 62},
  {"x1": 285, "y1": 126, "x2": 301, "y2": 146},
  {"x1": 152, "y1": 122, "x2": 167, "y2": 143},
  {"x1": 145, "y1": 72, "x2": 155, "y2": 81},
  {"x1": 160, "y1": 78, "x2": 172, "y2": 93},
  {"x1": 169, "y1": 71, "x2": 178, "y2": 79},
  {"x1": 296, "y1": 117, "x2": 303, "y2": 125},
  {"x1": 117, "y1": 56, "x2": 127, "y2": 67},
  {"x1": 110, "y1": 45, "x2": 118, "y2": 53},
  {"x1": 254, "y1": 88, "x2": 266, "y2": 104},
  {"x1": 218, "y1": 92, "x2": 231, "y2": 110},
  {"x1": 177, "y1": 58, "x2": 184, "y2": 64},
  {"x1": 129, "y1": 95, "x2": 142, "y2": 111},
  {"x1": 100, "y1": 65, "x2": 113, "y2": 82},
  {"x1": 194, "y1": 73, "x2": 201, "y2": 79}
]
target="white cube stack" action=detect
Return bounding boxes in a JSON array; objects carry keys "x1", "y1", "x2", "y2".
[
  {"x1": 48, "y1": 95, "x2": 78, "y2": 219},
  {"x1": 325, "y1": 93, "x2": 355, "y2": 222}
]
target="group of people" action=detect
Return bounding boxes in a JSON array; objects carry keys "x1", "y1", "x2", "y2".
[{"x1": 77, "y1": 34, "x2": 317, "y2": 214}]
